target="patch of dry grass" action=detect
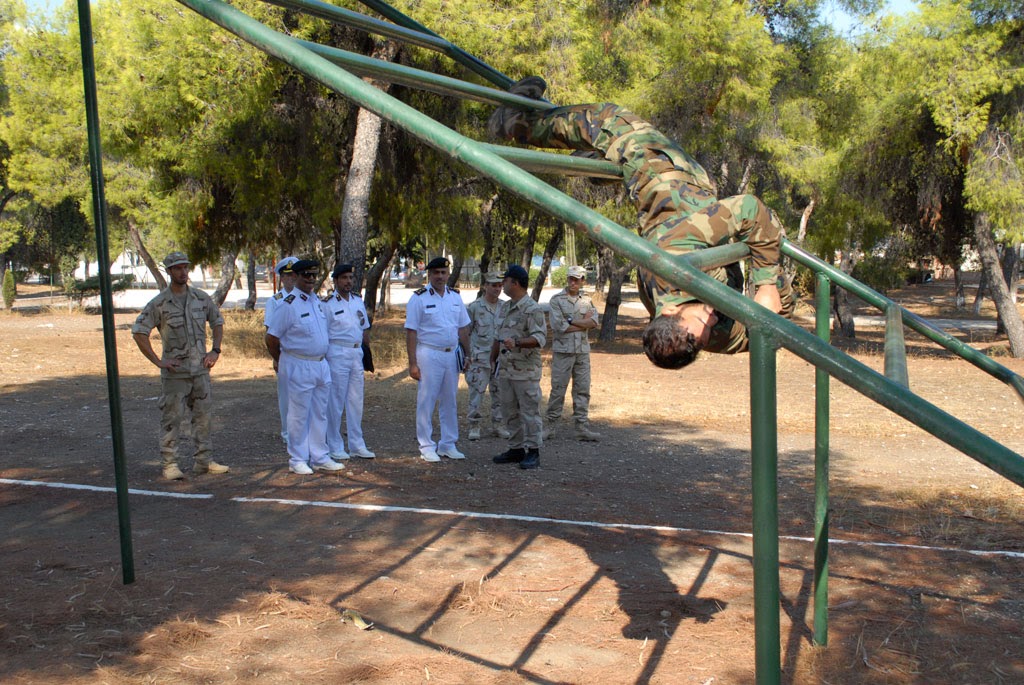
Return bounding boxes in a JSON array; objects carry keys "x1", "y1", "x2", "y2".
[{"x1": 222, "y1": 309, "x2": 270, "y2": 359}]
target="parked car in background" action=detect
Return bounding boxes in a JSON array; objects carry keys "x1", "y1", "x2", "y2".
[{"x1": 403, "y1": 269, "x2": 426, "y2": 288}]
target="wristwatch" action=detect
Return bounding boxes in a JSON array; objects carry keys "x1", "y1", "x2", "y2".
[{"x1": 211, "y1": 347, "x2": 221, "y2": 354}]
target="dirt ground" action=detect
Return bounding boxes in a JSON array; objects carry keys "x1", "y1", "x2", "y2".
[{"x1": 1, "y1": 280, "x2": 1022, "y2": 684}]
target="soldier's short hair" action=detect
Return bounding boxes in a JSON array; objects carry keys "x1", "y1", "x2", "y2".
[{"x1": 642, "y1": 311, "x2": 701, "y2": 369}]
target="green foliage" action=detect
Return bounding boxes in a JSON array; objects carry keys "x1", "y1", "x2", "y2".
[
  {"x1": 2, "y1": 266, "x2": 14, "y2": 308},
  {"x1": 69, "y1": 273, "x2": 134, "y2": 303},
  {"x1": 549, "y1": 265, "x2": 567, "y2": 288},
  {"x1": 851, "y1": 253, "x2": 910, "y2": 294}
]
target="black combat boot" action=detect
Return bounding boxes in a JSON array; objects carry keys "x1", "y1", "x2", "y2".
[
  {"x1": 519, "y1": 448, "x2": 540, "y2": 470},
  {"x1": 493, "y1": 447, "x2": 526, "y2": 464}
]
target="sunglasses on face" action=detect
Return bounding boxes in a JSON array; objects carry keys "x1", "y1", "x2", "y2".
[{"x1": 298, "y1": 271, "x2": 317, "y2": 278}]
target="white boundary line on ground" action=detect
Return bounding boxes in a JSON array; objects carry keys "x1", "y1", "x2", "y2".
[
  {"x1": 0, "y1": 478, "x2": 213, "y2": 499},
  {"x1": 3, "y1": 478, "x2": 1021, "y2": 559}
]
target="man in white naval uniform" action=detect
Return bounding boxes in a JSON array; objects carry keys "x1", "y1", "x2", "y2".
[
  {"x1": 404, "y1": 256, "x2": 471, "y2": 462},
  {"x1": 265, "y1": 259, "x2": 344, "y2": 475},
  {"x1": 322, "y1": 263, "x2": 375, "y2": 460},
  {"x1": 264, "y1": 256, "x2": 299, "y2": 446}
]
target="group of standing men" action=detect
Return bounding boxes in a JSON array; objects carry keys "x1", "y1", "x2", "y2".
[
  {"x1": 406, "y1": 257, "x2": 601, "y2": 472},
  {"x1": 264, "y1": 256, "x2": 375, "y2": 475}
]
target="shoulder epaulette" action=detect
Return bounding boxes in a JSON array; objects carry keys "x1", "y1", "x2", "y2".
[
  {"x1": 414, "y1": 287, "x2": 427, "y2": 295},
  {"x1": 321, "y1": 294, "x2": 332, "y2": 302},
  {"x1": 284, "y1": 294, "x2": 296, "y2": 304},
  {"x1": 273, "y1": 292, "x2": 284, "y2": 300},
  {"x1": 450, "y1": 287, "x2": 460, "y2": 293}
]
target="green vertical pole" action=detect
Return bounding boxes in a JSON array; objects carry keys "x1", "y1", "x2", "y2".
[
  {"x1": 884, "y1": 303, "x2": 910, "y2": 387},
  {"x1": 813, "y1": 274, "x2": 830, "y2": 645},
  {"x1": 77, "y1": 0, "x2": 134, "y2": 584},
  {"x1": 749, "y1": 327, "x2": 781, "y2": 685}
]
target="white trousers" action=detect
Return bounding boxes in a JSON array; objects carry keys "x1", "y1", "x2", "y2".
[
  {"x1": 282, "y1": 354, "x2": 332, "y2": 468},
  {"x1": 326, "y1": 345, "x2": 366, "y2": 454},
  {"x1": 277, "y1": 358, "x2": 290, "y2": 441},
  {"x1": 415, "y1": 345, "x2": 460, "y2": 453}
]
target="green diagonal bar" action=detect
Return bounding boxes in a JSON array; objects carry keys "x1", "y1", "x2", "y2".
[
  {"x1": 884, "y1": 304, "x2": 909, "y2": 387},
  {"x1": 177, "y1": 0, "x2": 1024, "y2": 489},
  {"x1": 783, "y1": 240, "x2": 1024, "y2": 398}
]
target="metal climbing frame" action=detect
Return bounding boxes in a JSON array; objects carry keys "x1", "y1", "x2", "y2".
[{"x1": 86, "y1": 0, "x2": 1024, "y2": 682}]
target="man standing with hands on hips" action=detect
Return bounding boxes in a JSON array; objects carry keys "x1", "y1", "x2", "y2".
[
  {"x1": 405, "y1": 257, "x2": 471, "y2": 462},
  {"x1": 265, "y1": 259, "x2": 344, "y2": 475},
  {"x1": 544, "y1": 265, "x2": 601, "y2": 441},
  {"x1": 132, "y1": 251, "x2": 230, "y2": 480},
  {"x1": 491, "y1": 265, "x2": 547, "y2": 470},
  {"x1": 322, "y1": 263, "x2": 375, "y2": 461}
]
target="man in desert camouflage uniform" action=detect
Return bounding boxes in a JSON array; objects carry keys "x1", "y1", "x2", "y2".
[
  {"x1": 544, "y1": 265, "x2": 600, "y2": 441},
  {"x1": 132, "y1": 251, "x2": 230, "y2": 480},
  {"x1": 491, "y1": 265, "x2": 546, "y2": 470},
  {"x1": 465, "y1": 272, "x2": 509, "y2": 441},
  {"x1": 489, "y1": 81, "x2": 794, "y2": 369}
]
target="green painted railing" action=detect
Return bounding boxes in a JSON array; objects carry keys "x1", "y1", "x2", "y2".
[{"x1": 159, "y1": 2, "x2": 1024, "y2": 683}]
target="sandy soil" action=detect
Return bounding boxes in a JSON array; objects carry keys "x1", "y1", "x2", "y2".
[{"x1": 1, "y1": 280, "x2": 1022, "y2": 684}]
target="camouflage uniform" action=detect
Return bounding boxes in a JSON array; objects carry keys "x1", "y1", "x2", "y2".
[
  {"x1": 494, "y1": 295, "x2": 546, "y2": 450},
  {"x1": 466, "y1": 296, "x2": 505, "y2": 434},
  {"x1": 132, "y1": 285, "x2": 224, "y2": 470},
  {"x1": 515, "y1": 103, "x2": 793, "y2": 353},
  {"x1": 545, "y1": 287, "x2": 598, "y2": 432}
]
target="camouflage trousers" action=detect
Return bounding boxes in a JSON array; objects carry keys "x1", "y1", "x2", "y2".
[
  {"x1": 465, "y1": 355, "x2": 503, "y2": 428},
  {"x1": 159, "y1": 374, "x2": 214, "y2": 468},
  {"x1": 519, "y1": 103, "x2": 785, "y2": 312},
  {"x1": 545, "y1": 352, "x2": 591, "y2": 425},
  {"x1": 498, "y1": 376, "x2": 543, "y2": 450}
]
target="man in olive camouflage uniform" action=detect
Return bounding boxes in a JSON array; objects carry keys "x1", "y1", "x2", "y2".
[
  {"x1": 491, "y1": 265, "x2": 547, "y2": 470},
  {"x1": 465, "y1": 272, "x2": 509, "y2": 440},
  {"x1": 489, "y1": 80, "x2": 794, "y2": 369},
  {"x1": 132, "y1": 252, "x2": 230, "y2": 480},
  {"x1": 544, "y1": 265, "x2": 600, "y2": 441}
]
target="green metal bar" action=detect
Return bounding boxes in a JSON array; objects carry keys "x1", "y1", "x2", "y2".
[
  {"x1": 480, "y1": 143, "x2": 622, "y2": 180},
  {"x1": 77, "y1": 0, "x2": 134, "y2": 584},
  {"x1": 749, "y1": 327, "x2": 781, "y2": 685},
  {"x1": 884, "y1": 304, "x2": 910, "y2": 387},
  {"x1": 176, "y1": 0, "x2": 1024, "y2": 490},
  {"x1": 813, "y1": 274, "x2": 830, "y2": 646},
  {"x1": 783, "y1": 240, "x2": 1024, "y2": 400},
  {"x1": 679, "y1": 242, "x2": 751, "y2": 272},
  {"x1": 353, "y1": 0, "x2": 514, "y2": 89},
  {"x1": 261, "y1": 0, "x2": 456, "y2": 52},
  {"x1": 294, "y1": 39, "x2": 550, "y2": 110}
]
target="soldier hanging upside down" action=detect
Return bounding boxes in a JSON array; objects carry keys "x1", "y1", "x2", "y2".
[{"x1": 488, "y1": 78, "x2": 795, "y2": 369}]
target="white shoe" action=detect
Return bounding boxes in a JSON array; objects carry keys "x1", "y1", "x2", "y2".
[
  {"x1": 313, "y1": 459, "x2": 346, "y2": 472},
  {"x1": 289, "y1": 462, "x2": 314, "y2": 475},
  {"x1": 350, "y1": 447, "x2": 376, "y2": 459},
  {"x1": 420, "y1": 450, "x2": 441, "y2": 463},
  {"x1": 329, "y1": 450, "x2": 351, "y2": 460},
  {"x1": 439, "y1": 448, "x2": 466, "y2": 460},
  {"x1": 468, "y1": 427, "x2": 481, "y2": 441},
  {"x1": 494, "y1": 426, "x2": 511, "y2": 439}
]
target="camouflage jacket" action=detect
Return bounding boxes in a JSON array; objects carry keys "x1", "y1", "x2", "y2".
[
  {"x1": 466, "y1": 296, "x2": 503, "y2": 358},
  {"x1": 132, "y1": 286, "x2": 223, "y2": 379},
  {"x1": 494, "y1": 295, "x2": 546, "y2": 381}
]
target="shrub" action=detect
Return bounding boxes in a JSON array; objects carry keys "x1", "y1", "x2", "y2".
[
  {"x1": 852, "y1": 255, "x2": 910, "y2": 294},
  {"x1": 2, "y1": 268, "x2": 15, "y2": 309},
  {"x1": 550, "y1": 265, "x2": 568, "y2": 288}
]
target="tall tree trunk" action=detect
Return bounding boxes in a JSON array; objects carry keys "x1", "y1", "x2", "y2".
[
  {"x1": 211, "y1": 251, "x2": 236, "y2": 307},
  {"x1": 127, "y1": 220, "x2": 166, "y2": 290},
  {"x1": 447, "y1": 254, "x2": 464, "y2": 290},
  {"x1": 597, "y1": 245, "x2": 629, "y2": 342},
  {"x1": 797, "y1": 199, "x2": 816, "y2": 243},
  {"x1": 245, "y1": 250, "x2": 257, "y2": 310},
  {"x1": 972, "y1": 270, "x2": 987, "y2": 315},
  {"x1": 520, "y1": 213, "x2": 539, "y2": 269},
  {"x1": 953, "y1": 266, "x2": 965, "y2": 309},
  {"x1": 975, "y1": 214, "x2": 1024, "y2": 356},
  {"x1": 362, "y1": 241, "x2": 397, "y2": 322},
  {"x1": 530, "y1": 225, "x2": 563, "y2": 302},
  {"x1": 832, "y1": 247, "x2": 858, "y2": 338},
  {"x1": 478, "y1": 192, "x2": 499, "y2": 276},
  {"x1": 336, "y1": 41, "x2": 398, "y2": 290}
]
